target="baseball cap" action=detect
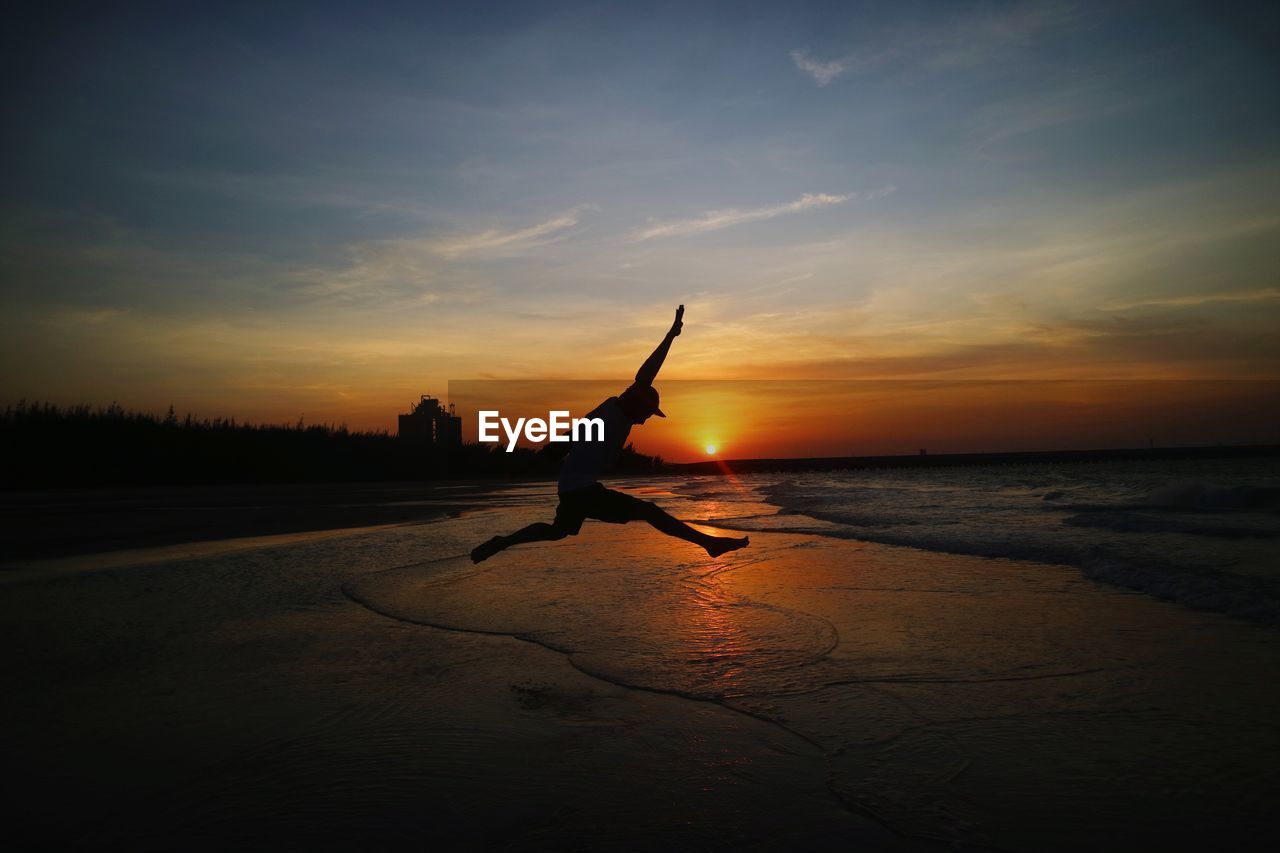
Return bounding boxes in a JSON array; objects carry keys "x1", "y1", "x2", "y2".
[{"x1": 631, "y1": 384, "x2": 665, "y2": 417}]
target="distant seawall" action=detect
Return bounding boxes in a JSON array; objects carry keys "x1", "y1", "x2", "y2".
[{"x1": 665, "y1": 445, "x2": 1280, "y2": 476}]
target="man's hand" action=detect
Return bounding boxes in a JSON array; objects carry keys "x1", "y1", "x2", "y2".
[{"x1": 635, "y1": 304, "x2": 684, "y2": 387}]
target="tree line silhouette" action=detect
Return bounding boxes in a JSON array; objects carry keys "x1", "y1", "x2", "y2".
[{"x1": 1, "y1": 401, "x2": 664, "y2": 488}]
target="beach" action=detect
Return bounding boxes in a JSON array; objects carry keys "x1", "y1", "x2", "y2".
[
  {"x1": 11, "y1": 2, "x2": 1280, "y2": 848},
  {"x1": 3, "y1": 473, "x2": 1279, "y2": 850}
]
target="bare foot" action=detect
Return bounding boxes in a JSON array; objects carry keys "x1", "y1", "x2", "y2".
[
  {"x1": 470, "y1": 535, "x2": 506, "y2": 564},
  {"x1": 704, "y1": 535, "x2": 749, "y2": 558}
]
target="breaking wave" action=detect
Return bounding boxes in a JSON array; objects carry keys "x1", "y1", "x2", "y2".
[{"x1": 732, "y1": 462, "x2": 1280, "y2": 626}]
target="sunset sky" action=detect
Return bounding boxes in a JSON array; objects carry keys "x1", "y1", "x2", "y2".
[{"x1": 2, "y1": 1, "x2": 1278, "y2": 457}]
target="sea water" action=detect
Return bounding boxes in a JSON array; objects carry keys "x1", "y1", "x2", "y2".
[
  {"x1": 345, "y1": 457, "x2": 1280, "y2": 847},
  {"x1": 669, "y1": 457, "x2": 1280, "y2": 625}
]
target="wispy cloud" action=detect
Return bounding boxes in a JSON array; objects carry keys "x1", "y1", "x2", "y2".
[
  {"x1": 793, "y1": 2, "x2": 1082, "y2": 86},
  {"x1": 928, "y1": 1, "x2": 1081, "y2": 68},
  {"x1": 292, "y1": 205, "x2": 602, "y2": 304},
  {"x1": 302, "y1": 205, "x2": 595, "y2": 299},
  {"x1": 1110, "y1": 288, "x2": 1280, "y2": 311},
  {"x1": 632, "y1": 189, "x2": 891, "y2": 242},
  {"x1": 968, "y1": 76, "x2": 1140, "y2": 151},
  {"x1": 791, "y1": 50, "x2": 858, "y2": 86},
  {"x1": 426, "y1": 205, "x2": 594, "y2": 258}
]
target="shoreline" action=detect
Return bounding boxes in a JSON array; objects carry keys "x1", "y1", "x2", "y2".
[
  {"x1": 0, "y1": 521, "x2": 427, "y2": 582},
  {"x1": 344, "y1": 522, "x2": 1280, "y2": 849},
  {"x1": 0, "y1": 480, "x2": 503, "y2": 561},
  {"x1": 2, "y1": 505, "x2": 927, "y2": 850},
  {"x1": 3, "y1": 487, "x2": 1277, "y2": 848}
]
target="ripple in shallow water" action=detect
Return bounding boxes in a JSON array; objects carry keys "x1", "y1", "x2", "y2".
[
  {"x1": 346, "y1": 519, "x2": 1280, "y2": 850},
  {"x1": 345, "y1": 532, "x2": 837, "y2": 701}
]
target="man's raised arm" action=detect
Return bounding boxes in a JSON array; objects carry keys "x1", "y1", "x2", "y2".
[{"x1": 634, "y1": 305, "x2": 684, "y2": 387}]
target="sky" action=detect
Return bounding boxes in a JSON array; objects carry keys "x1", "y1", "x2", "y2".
[{"x1": 2, "y1": 0, "x2": 1278, "y2": 456}]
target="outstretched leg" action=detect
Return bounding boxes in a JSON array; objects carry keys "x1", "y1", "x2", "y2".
[
  {"x1": 471, "y1": 521, "x2": 571, "y2": 563},
  {"x1": 634, "y1": 500, "x2": 749, "y2": 558}
]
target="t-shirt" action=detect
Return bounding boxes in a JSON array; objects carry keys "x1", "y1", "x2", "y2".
[{"x1": 557, "y1": 396, "x2": 633, "y2": 493}]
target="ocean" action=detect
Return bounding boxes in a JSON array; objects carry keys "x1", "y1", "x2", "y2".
[
  {"x1": 344, "y1": 459, "x2": 1280, "y2": 846},
  {"x1": 668, "y1": 457, "x2": 1280, "y2": 625},
  {"x1": 12, "y1": 458, "x2": 1273, "y2": 848}
]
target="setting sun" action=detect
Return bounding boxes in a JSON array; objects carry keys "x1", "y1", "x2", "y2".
[{"x1": 705, "y1": 444, "x2": 718, "y2": 455}]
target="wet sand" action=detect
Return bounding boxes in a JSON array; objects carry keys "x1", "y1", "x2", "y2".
[
  {"x1": 1, "y1": 503, "x2": 916, "y2": 850},
  {"x1": 3, "y1": 493, "x2": 1278, "y2": 850}
]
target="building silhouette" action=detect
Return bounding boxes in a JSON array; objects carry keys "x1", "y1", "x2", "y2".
[{"x1": 398, "y1": 395, "x2": 462, "y2": 446}]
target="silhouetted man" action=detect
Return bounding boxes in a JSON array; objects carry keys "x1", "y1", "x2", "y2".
[{"x1": 470, "y1": 305, "x2": 750, "y2": 563}]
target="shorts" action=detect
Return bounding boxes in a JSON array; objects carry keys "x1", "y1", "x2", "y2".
[{"x1": 553, "y1": 483, "x2": 649, "y2": 535}]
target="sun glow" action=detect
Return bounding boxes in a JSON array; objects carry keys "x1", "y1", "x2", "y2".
[{"x1": 705, "y1": 443, "x2": 718, "y2": 455}]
